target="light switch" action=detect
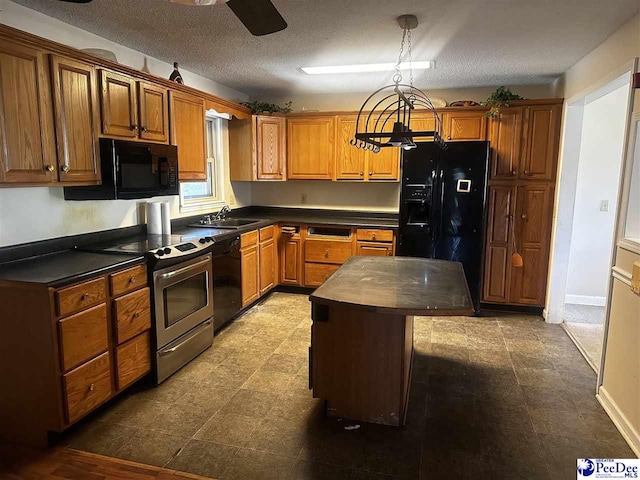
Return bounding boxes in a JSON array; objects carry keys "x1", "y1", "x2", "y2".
[{"x1": 599, "y1": 200, "x2": 609, "y2": 212}]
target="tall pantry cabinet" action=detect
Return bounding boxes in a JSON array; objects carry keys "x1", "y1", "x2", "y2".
[{"x1": 482, "y1": 100, "x2": 562, "y2": 307}]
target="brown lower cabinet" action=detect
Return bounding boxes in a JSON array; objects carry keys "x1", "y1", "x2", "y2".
[
  {"x1": 0, "y1": 262, "x2": 151, "y2": 446},
  {"x1": 483, "y1": 183, "x2": 553, "y2": 306},
  {"x1": 241, "y1": 226, "x2": 278, "y2": 307}
]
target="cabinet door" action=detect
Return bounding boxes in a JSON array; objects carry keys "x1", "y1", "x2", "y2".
[
  {"x1": 335, "y1": 115, "x2": 366, "y2": 180},
  {"x1": 241, "y1": 244, "x2": 260, "y2": 307},
  {"x1": 520, "y1": 105, "x2": 561, "y2": 181},
  {"x1": 138, "y1": 81, "x2": 169, "y2": 143},
  {"x1": 259, "y1": 239, "x2": 275, "y2": 294},
  {"x1": 50, "y1": 55, "x2": 101, "y2": 184},
  {"x1": 169, "y1": 91, "x2": 206, "y2": 181},
  {"x1": 442, "y1": 111, "x2": 487, "y2": 141},
  {"x1": 368, "y1": 118, "x2": 399, "y2": 181},
  {"x1": 100, "y1": 70, "x2": 137, "y2": 138},
  {"x1": 509, "y1": 184, "x2": 553, "y2": 306},
  {"x1": 280, "y1": 236, "x2": 302, "y2": 285},
  {"x1": 410, "y1": 112, "x2": 438, "y2": 142},
  {"x1": 287, "y1": 116, "x2": 335, "y2": 180},
  {"x1": 0, "y1": 42, "x2": 57, "y2": 184},
  {"x1": 256, "y1": 115, "x2": 286, "y2": 180},
  {"x1": 488, "y1": 107, "x2": 522, "y2": 180},
  {"x1": 356, "y1": 242, "x2": 393, "y2": 256},
  {"x1": 483, "y1": 185, "x2": 516, "y2": 303}
]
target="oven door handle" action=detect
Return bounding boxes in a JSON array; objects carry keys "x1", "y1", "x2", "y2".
[
  {"x1": 158, "y1": 320, "x2": 213, "y2": 356},
  {"x1": 158, "y1": 257, "x2": 211, "y2": 280}
]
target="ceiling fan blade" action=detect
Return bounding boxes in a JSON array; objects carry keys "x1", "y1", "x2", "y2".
[
  {"x1": 226, "y1": 0, "x2": 287, "y2": 36},
  {"x1": 56, "y1": 0, "x2": 94, "y2": 3}
]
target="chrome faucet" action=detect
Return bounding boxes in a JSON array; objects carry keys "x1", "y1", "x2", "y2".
[{"x1": 214, "y1": 205, "x2": 231, "y2": 221}]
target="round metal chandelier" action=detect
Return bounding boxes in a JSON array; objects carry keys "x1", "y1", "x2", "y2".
[{"x1": 351, "y1": 15, "x2": 445, "y2": 153}]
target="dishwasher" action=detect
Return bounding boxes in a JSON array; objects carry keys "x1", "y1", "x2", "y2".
[{"x1": 212, "y1": 235, "x2": 242, "y2": 331}]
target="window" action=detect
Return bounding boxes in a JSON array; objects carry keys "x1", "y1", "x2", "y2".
[{"x1": 179, "y1": 114, "x2": 225, "y2": 210}]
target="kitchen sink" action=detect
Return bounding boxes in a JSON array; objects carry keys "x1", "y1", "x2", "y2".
[{"x1": 190, "y1": 218, "x2": 264, "y2": 229}]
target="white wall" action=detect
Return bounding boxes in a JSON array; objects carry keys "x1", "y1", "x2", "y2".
[
  {"x1": 0, "y1": 1, "x2": 251, "y2": 248},
  {"x1": 564, "y1": 83, "x2": 630, "y2": 304},
  {"x1": 250, "y1": 181, "x2": 400, "y2": 213}
]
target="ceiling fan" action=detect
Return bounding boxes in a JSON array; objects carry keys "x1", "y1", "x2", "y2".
[{"x1": 56, "y1": 0, "x2": 288, "y2": 36}]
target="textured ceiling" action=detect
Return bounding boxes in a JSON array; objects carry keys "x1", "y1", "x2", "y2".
[{"x1": 10, "y1": 0, "x2": 640, "y2": 98}]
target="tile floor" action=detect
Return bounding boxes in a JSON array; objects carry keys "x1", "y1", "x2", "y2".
[{"x1": 62, "y1": 292, "x2": 635, "y2": 480}]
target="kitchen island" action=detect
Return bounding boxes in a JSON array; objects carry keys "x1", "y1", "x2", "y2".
[{"x1": 309, "y1": 256, "x2": 473, "y2": 426}]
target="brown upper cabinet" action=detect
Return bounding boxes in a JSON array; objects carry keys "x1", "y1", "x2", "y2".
[
  {"x1": 229, "y1": 114, "x2": 286, "y2": 181},
  {"x1": 100, "y1": 71, "x2": 169, "y2": 143},
  {"x1": 137, "y1": 82, "x2": 170, "y2": 143},
  {"x1": 50, "y1": 55, "x2": 101, "y2": 184},
  {"x1": 287, "y1": 116, "x2": 335, "y2": 180},
  {"x1": 488, "y1": 107, "x2": 523, "y2": 180},
  {"x1": 335, "y1": 115, "x2": 399, "y2": 181},
  {"x1": 520, "y1": 105, "x2": 561, "y2": 181},
  {"x1": 442, "y1": 110, "x2": 487, "y2": 141},
  {"x1": 0, "y1": 41, "x2": 57, "y2": 185},
  {"x1": 169, "y1": 90, "x2": 207, "y2": 181}
]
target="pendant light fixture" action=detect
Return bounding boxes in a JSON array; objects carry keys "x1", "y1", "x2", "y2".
[{"x1": 352, "y1": 15, "x2": 445, "y2": 153}]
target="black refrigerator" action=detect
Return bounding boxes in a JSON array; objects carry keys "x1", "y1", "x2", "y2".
[{"x1": 398, "y1": 141, "x2": 490, "y2": 313}]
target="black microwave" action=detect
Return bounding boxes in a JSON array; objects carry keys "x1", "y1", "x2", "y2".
[{"x1": 64, "y1": 139, "x2": 179, "y2": 200}]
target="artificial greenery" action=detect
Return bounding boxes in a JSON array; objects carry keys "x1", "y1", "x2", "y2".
[
  {"x1": 240, "y1": 100, "x2": 292, "y2": 114},
  {"x1": 482, "y1": 86, "x2": 525, "y2": 118}
]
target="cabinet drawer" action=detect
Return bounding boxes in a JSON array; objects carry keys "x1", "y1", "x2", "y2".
[
  {"x1": 241, "y1": 230, "x2": 259, "y2": 248},
  {"x1": 305, "y1": 240, "x2": 352, "y2": 264},
  {"x1": 114, "y1": 287, "x2": 151, "y2": 344},
  {"x1": 58, "y1": 303, "x2": 109, "y2": 372},
  {"x1": 305, "y1": 263, "x2": 340, "y2": 287},
  {"x1": 356, "y1": 242, "x2": 394, "y2": 256},
  {"x1": 63, "y1": 351, "x2": 112, "y2": 424},
  {"x1": 116, "y1": 332, "x2": 151, "y2": 390},
  {"x1": 56, "y1": 277, "x2": 106, "y2": 317},
  {"x1": 110, "y1": 264, "x2": 147, "y2": 297},
  {"x1": 259, "y1": 225, "x2": 274, "y2": 242},
  {"x1": 355, "y1": 229, "x2": 394, "y2": 243}
]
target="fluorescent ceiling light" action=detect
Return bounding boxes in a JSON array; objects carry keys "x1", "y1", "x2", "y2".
[{"x1": 301, "y1": 61, "x2": 434, "y2": 75}]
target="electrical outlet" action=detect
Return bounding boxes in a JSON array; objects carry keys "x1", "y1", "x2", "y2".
[
  {"x1": 599, "y1": 200, "x2": 609, "y2": 212},
  {"x1": 301, "y1": 193, "x2": 307, "y2": 204}
]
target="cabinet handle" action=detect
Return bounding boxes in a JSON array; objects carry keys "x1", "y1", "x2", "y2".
[
  {"x1": 45, "y1": 164, "x2": 55, "y2": 172},
  {"x1": 324, "y1": 249, "x2": 329, "y2": 257},
  {"x1": 512, "y1": 170, "x2": 517, "y2": 175},
  {"x1": 141, "y1": 126, "x2": 147, "y2": 132},
  {"x1": 81, "y1": 293, "x2": 91, "y2": 301},
  {"x1": 131, "y1": 124, "x2": 138, "y2": 131},
  {"x1": 524, "y1": 170, "x2": 529, "y2": 174},
  {"x1": 61, "y1": 165, "x2": 70, "y2": 173},
  {"x1": 359, "y1": 171, "x2": 364, "y2": 176},
  {"x1": 521, "y1": 214, "x2": 528, "y2": 219},
  {"x1": 133, "y1": 312, "x2": 140, "y2": 319},
  {"x1": 372, "y1": 234, "x2": 376, "y2": 240},
  {"x1": 279, "y1": 171, "x2": 283, "y2": 176},
  {"x1": 129, "y1": 276, "x2": 136, "y2": 283},
  {"x1": 88, "y1": 383, "x2": 95, "y2": 392},
  {"x1": 368, "y1": 171, "x2": 373, "y2": 176},
  {"x1": 447, "y1": 135, "x2": 451, "y2": 140}
]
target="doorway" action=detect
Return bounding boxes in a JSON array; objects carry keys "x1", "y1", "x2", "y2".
[{"x1": 547, "y1": 69, "x2": 633, "y2": 371}]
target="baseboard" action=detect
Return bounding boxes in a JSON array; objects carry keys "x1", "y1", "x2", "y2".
[
  {"x1": 565, "y1": 295, "x2": 606, "y2": 306},
  {"x1": 597, "y1": 386, "x2": 640, "y2": 457}
]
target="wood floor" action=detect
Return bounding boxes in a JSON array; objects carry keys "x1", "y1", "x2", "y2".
[{"x1": 0, "y1": 443, "x2": 213, "y2": 480}]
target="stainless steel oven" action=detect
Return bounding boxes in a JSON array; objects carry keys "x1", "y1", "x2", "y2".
[{"x1": 154, "y1": 253, "x2": 214, "y2": 383}]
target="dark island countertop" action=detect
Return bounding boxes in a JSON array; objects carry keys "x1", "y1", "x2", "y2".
[
  {"x1": 310, "y1": 256, "x2": 474, "y2": 316},
  {"x1": 0, "y1": 250, "x2": 145, "y2": 288}
]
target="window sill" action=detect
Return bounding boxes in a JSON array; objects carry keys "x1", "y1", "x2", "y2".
[{"x1": 179, "y1": 199, "x2": 227, "y2": 214}]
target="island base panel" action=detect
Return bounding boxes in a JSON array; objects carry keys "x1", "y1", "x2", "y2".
[{"x1": 311, "y1": 302, "x2": 413, "y2": 427}]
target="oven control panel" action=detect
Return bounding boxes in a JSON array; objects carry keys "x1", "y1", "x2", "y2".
[{"x1": 152, "y1": 237, "x2": 215, "y2": 259}]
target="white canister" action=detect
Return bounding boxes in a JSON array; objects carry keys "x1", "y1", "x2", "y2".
[{"x1": 146, "y1": 202, "x2": 163, "y2": 235}]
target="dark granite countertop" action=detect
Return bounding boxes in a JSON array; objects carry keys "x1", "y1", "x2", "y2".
[
  {"x1": 310, "y1": 257, "x2": 474, "y2": 316},
  {"x1": 0, "y1": 250, "x2": 145, "y2": 288}
]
